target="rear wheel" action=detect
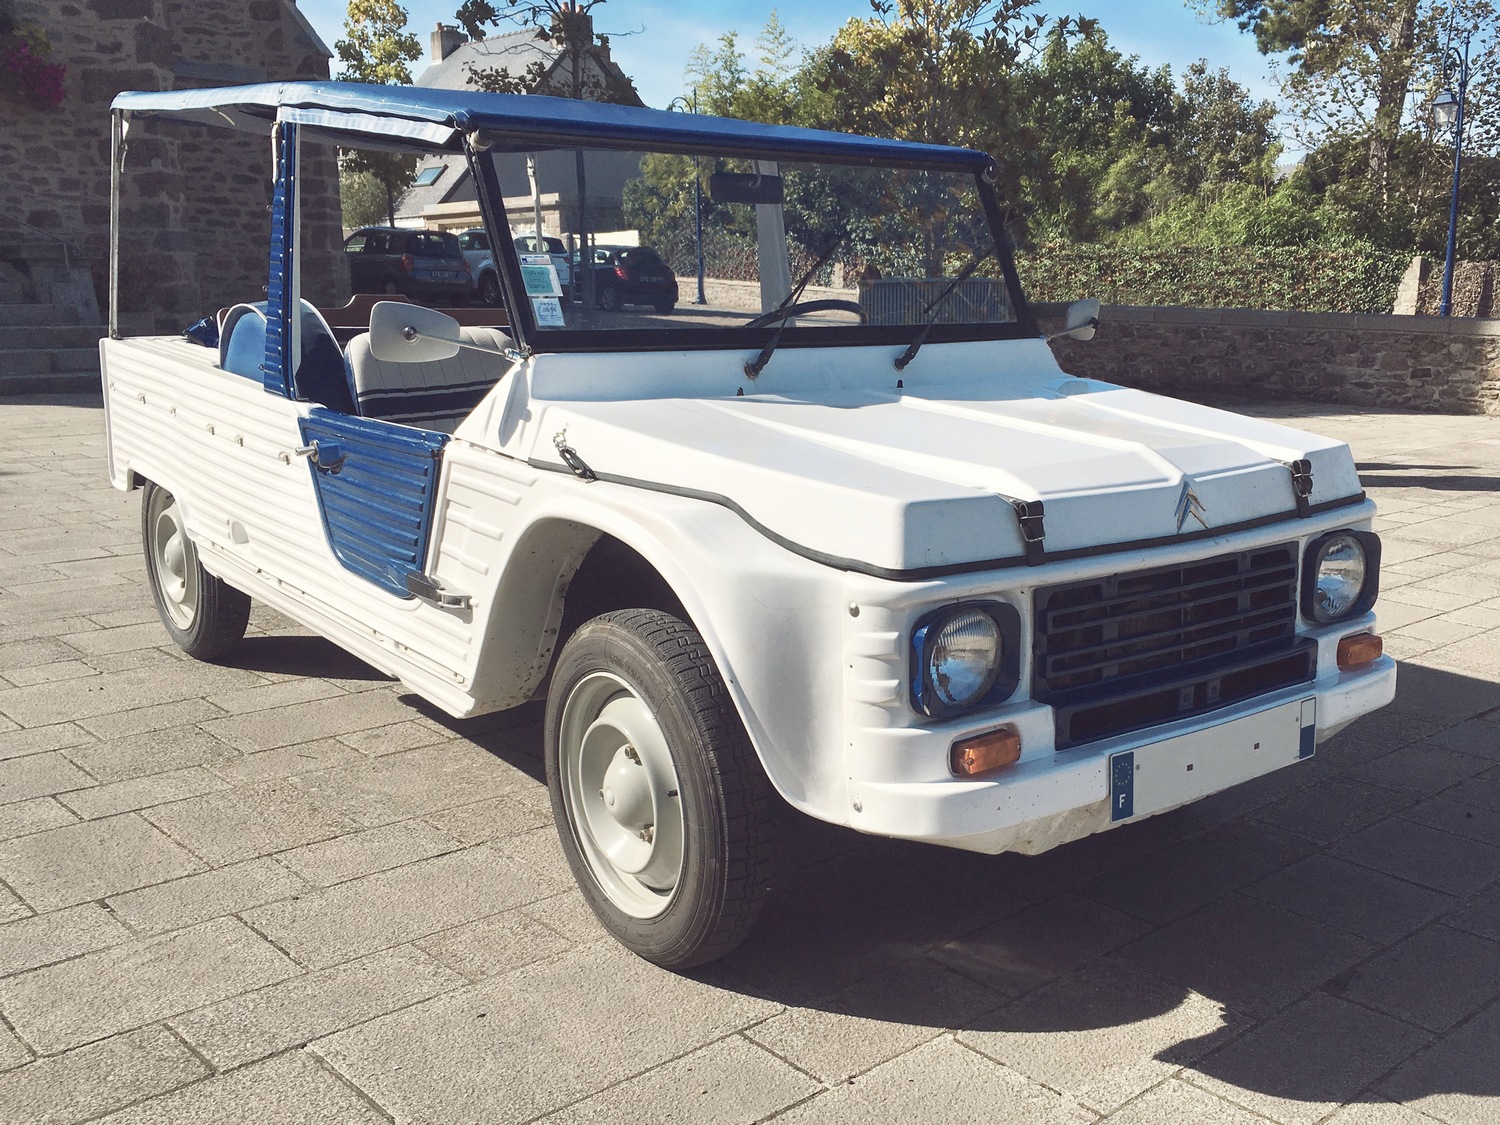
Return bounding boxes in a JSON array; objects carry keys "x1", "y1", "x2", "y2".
[
  {"x1": 545, "y1": 610, "x2": 773, "y2": 968},
  {"x1": 478, "y1": 272, "x2": 502, "y2": 307},
  {"x1": 653, "y1": 298, "x2": 675, "y2": 315},
  {"x1": 596, "y1": 283, "x2": 621, "y2": 312},
  {"x1": 382, "y1": 278, "x2": 400, "y2": 295},
  {"x1": 141, "y1": 482, "x2": 250, "y2": 660}
]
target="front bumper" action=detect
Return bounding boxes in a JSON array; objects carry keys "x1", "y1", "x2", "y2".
[{"x1": 843, "y1": 651, "x2": 1394, "y2": 856}]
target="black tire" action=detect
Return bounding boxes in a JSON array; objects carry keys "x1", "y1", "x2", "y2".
[
  {"x1": 544, "y1": 609, "x2": 773, "y2": 968},
  {"x1": 653, "y1": 298, "x2": 675, "y2": 315},
  {"x1": 382, "y1": 278, "x2": 401, "y2": 295},
  {"x1": 141, "y1": 481, "x2": 250, "y2": 660},
  {"x1": 478, "y1": 271, "x2": 502, "y2": 307},
  {"x1": 596, "y1": 283, "x2": 621, "y2": 312}
]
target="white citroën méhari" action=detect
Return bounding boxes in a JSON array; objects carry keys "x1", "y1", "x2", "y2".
[{"x1": 101, "y1": 82, "x2": 1395, "y2": 967}]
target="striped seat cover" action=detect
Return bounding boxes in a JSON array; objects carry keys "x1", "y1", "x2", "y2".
[{"x1": 345, "y1": 326, "x2": 513, "y2": 433}]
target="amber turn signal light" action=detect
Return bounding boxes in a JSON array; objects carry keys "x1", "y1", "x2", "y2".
[
  {"x1": 1336, "y1": 632, "x2": 1383, "y2": 671},
  {"x1": 951, "y1": 727, "x2": 1022, "y2": 778}
]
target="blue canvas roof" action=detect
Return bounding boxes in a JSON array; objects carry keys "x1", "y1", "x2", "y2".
[{"x1": 112, "y1": 81, "x2": 994, "y2": 172}]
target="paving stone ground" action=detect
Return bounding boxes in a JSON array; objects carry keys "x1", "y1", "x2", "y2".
[{"x1": 2, "y1": 392, "x2": 1500, "y2": 1124}]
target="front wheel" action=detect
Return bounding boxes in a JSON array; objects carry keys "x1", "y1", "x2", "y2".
[
  {"x1": 545, "y1": 610, "x2": 773, "y2": 968},
  {"x1": 141, "y1": 481, "x2": 250, "y2": 660}
]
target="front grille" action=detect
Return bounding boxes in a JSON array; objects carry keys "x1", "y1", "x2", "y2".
[{"x1": 1034, "y1": 543, "x2": 1308, "y2": 749}]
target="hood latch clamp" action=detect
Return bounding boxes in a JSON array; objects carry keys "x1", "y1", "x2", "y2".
[{"x1": 1004, "y1": 496, "x2": 1047, "y2": 566}]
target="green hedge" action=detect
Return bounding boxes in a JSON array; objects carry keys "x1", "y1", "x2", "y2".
[{"x1": 1014, "y1": 243, "x2": 1411, "y2": 315}]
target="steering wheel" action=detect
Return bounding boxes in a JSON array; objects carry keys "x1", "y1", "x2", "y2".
[{"x1": 743, "y1": 299, "x2": 867, "y2": 330}]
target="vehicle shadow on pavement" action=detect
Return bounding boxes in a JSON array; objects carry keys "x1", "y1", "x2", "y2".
[
  {"x1": 699, "y1": 660, "x2": 1500, "y2": 1110},
  {"x1": 1355, "y1": 462, "x2": 1500, "y2": 492},
  {"x1": 414, "y1": 697, "x2": 549, "y2": 785},
  {"x1": 218, "y1": 634, "x2": 394, "y2": 682},
  {"x1": 226, "y1": 622, "x2": 1500, "y2": 1110}
]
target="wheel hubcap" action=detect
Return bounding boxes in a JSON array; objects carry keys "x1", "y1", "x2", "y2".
[
  {"x1": 560, "y1": 672, "x2": 684, "y2": 918},
  {"x1": 147, "y1": 491, "x2": 199, "y2": 629}
]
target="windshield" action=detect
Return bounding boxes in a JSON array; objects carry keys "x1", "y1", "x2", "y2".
[{"x1": 478, "y1": 146, "x2": 1026, "y2": 348}]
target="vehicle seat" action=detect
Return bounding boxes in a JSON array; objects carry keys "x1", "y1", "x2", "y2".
[
  {"x1": 293, "y1": 302, "x2": 357, "y2": 415},
  {"x1": 344, "y1": 326, "x2": 514, "y2": 433},
  {"x1": 217, "y1": 301, "x2": 357, "y2": 415},
  {"x1": 219, "y1": 303, "x2": 267, "y2": 380}
]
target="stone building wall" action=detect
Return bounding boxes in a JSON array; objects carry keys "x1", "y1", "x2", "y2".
[
  {"x1": 0, "y1": 0, "x2": 342, "y2": 332},
  {"x1": 1041, "y1": 305, "x2": 1500, "y2": 415}
]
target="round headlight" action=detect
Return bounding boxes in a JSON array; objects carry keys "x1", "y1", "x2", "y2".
[
  {"x1": 1312, "y1": 533, "x2": 1368, "y2": 622},
  {"x1": 926, "y1": 608, "x2": 1002, "y2": 710}
]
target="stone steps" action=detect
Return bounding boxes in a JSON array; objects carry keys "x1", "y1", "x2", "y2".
[
  {"x1": 0, "y1": 370, "x2": 101, "y2": 397},
  {"x1": 0, "y1": 303, "x2": 83, "y2": 327},
  {"x1": 0, "y1": 324, "x2": 105, "y2": 350},
  {"x1": 1, "y1": 346, "x2": 101, "y2": 377}
]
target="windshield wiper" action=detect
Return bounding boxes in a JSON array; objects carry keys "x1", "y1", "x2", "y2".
[
  {"x1": 892, "y1": 246, "x2": 995, "y2": 372},
  {"x1": 743, "y1": 232, "x2": 848, "y2": 379}
]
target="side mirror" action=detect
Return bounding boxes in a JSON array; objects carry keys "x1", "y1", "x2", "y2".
[
  {"x1": 368, "y1": 301, "x2": 461, "y2": 363},
  {"x1": 1050, "y1": 298, "x2": 1100, "y2": 343}
]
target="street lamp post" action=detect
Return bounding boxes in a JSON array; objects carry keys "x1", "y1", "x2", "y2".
[
  {"x1": 667, "y1": 92, "x2": 708, "y2": 305},
  {"x1": 1432, "y1": 27, "x2": 1473, "y2": 318}
]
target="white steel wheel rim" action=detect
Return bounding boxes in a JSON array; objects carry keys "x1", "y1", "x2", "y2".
[
  {"x1": 559, "y1": 671, "x2": 685, "y2": 919},
  {"x1": 149, "y1": 493, "x2": 198, "y2": 629}
]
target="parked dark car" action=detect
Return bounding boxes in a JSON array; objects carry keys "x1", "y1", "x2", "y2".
[
  {"x1": 344, "y1": 226, "x2": 472, "y2": 304},
  {"x1": 586, "y1": 245, "x2": 678, "y2": 314}
]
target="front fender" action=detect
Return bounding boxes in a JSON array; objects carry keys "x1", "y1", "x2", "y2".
[{"x1": 435, "y1": 448, "x2": 851, "y2": 819}]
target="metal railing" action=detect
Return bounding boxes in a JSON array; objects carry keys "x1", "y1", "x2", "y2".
[{"x1": 0, "y1": 211, "x2": 88, "y2": 271}]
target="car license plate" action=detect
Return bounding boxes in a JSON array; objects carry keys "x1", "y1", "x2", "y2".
[
  {"x1": 1108, "y1": 698, "x2": 1315, "y2": 823},
  {"x1": 641, "y1": 274, "x2": 662, "y2": 282}
]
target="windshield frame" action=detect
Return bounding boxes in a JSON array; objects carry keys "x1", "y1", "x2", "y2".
[{"x1": 468, "y1": 139, "x2": 1037, "y2": 356}]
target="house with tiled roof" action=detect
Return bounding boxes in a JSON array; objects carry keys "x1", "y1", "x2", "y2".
[{"x1": 394, "y1": 16, "x2": 644, "y2": 238}]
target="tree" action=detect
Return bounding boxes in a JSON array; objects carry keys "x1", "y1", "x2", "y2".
[
  {"x1": 683, "y1": 15, "x2": 800, "y2": 124},
  {"x1": 335, "y1": 0, "x2": 421, "y2": 83},
  {"x1": 340, "y1": 168, "x2": 394, "y2": 228},
  {"x1": 1197, "y1": 0, "x2": 1499, "y2": 257},
  {"x1": 1171, "y1": 61, "x2": 1280, "y2": 193},
  {"x1": 334, "y1": 0, "x2": 422, "y2": 226},
  {"x1": 684, "y1": 34, "x2": 749, "y2": 117},
  {"x1": 1198, "y1": 1, "x2": 1498, "y2": 194},
  {"x1": 1012, "y1": 25, "x2": 1179, "y2": 240},
  {"x1": 1203, "y1": 0, "x2": 1418, "y2": 193},
  {"x1": 792, "y1": 1, "x2": 1093, "y2": 230}
]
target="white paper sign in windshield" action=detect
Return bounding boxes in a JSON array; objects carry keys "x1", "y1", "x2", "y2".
[{"x1": 519, "y1": 253, "x2": 561, "y2": 297}]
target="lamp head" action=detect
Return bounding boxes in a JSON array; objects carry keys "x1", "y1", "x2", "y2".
[{"x1": 1433, "y1": 89, "x2": 1460, "y2": 133}]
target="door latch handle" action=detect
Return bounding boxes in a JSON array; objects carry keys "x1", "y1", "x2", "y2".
[
  {"x1": 294, "y1": 440, "x2": 346, "y2": 474},
  {"x1": 406, "y1": 571, "x2": 472, "y2": 610}
]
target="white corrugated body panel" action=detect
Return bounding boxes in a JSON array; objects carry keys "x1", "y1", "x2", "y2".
[{"x1": 102, "y1": 336, "x2": 481, "y2": 713}]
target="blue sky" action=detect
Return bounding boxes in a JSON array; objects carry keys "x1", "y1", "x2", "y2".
[{"x1": 297, "y1": 1, "x2": 1287, "y2": 126}]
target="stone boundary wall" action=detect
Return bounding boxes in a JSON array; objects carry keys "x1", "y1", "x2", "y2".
[{"x1": 1037, "y1": 303, "x2": 1500, "y2": 416}]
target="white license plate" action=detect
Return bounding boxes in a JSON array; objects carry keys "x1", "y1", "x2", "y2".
[
  {"x1": 641, "y1": 274, "x2": 662, "y2": 282},
  {"x1": 1109, "y1": 698, "x2": 1315, "y2": 823}
]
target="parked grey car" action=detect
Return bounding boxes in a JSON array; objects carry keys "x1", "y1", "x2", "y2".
[{"x1": 344, "y1": 226, "x2": 472, "y2": 304}]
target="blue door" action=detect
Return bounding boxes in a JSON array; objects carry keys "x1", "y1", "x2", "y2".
[{"x1": 297, "y1": 408, "x2": 448, "y2": 598}]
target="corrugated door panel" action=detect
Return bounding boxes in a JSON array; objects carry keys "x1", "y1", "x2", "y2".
[{"x1": 298, "y1": 408, "x2": 448, "y2": 598}]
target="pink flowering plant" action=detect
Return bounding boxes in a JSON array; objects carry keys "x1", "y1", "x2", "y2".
[{"x1": 1, "y1": 21, "x2": 65, "y2": 109}]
